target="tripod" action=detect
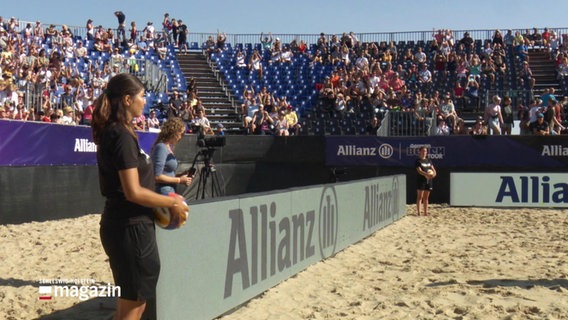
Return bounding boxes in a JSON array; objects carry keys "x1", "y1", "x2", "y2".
[{"x1": 189, "y1": 147, "x2": 224, "y2": 200}]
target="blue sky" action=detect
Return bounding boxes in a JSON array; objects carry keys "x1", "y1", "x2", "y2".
[{"x1": 2, "y1": 0, "x2": 567, "y2": 35}]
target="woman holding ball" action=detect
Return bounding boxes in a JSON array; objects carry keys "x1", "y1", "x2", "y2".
[
  {"x1": 415, "y1": 146, "x2": 436, "y2": 216},
  {"x1": 91, "y1": 73, "x2": 188, "y2": 320}
]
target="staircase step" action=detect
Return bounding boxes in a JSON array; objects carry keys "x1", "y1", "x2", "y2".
[{"x1": 175, "y1": 52, "x2": 240, "y2": 128}]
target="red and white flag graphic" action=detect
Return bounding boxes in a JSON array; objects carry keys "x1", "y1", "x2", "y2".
[{"x1": 39, "y1": 286, "x2": 52, "y2": 300}]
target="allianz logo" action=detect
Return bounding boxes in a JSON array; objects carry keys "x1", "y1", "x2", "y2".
[
  {"x1": 336, "y1": 143, "x2": 394, "y2": 159},
  {"x1": 541, "y1": 145, "x2": 568, "y2": 156},
  {"x1": 74, "y1": 138, "x2": 97, "y2": 152}
]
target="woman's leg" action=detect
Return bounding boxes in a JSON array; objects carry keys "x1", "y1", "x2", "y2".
[
  {"x1": 416, "y1": 190, "x2": 424, "y2": 216},
  {"x1": 422, "y1": 190, "x2": 431, "y2": 216},
  {"x1": 114, "y1": 298, "x2": 146, "y2": 320}
]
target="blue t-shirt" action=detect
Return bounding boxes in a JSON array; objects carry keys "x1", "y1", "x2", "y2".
[{"x1": 151, "y1": 142, "x2": 178, "y2": 194}]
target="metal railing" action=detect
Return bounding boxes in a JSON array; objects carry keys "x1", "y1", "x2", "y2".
[
  {"x1": 13, "y1": 19, "x2": 568, "y2": 49},
  {"x1": 378, "y1": 109, "x2": 436, "y2": 137}
]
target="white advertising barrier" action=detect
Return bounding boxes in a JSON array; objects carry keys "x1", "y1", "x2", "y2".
[
  {"x1": 156, "y1": 175, "x2": 406, "y2": 320},
  {"x1": 450, "y1": 172, "x2": 568, "y2": 207}
]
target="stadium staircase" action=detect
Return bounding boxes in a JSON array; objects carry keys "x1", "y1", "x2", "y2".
[
  {"x1": 176, "y1": 52, "x2": 241, "y2": 132},
  {"x1": 527, "y1": 49, "x2": 562, "y2": 96}
]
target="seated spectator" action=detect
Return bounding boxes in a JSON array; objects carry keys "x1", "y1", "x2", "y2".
[
  {"x1": 388, "y1": 72, "x2": 406, "y2": 94},
  {"x1": 366, "y1": 115, "x2": 380, "y2": 135},
  {"x1": 215, "y1": 123, "x2": 225, "y2": 136},
  {"x1": 241, "y1": 86, "x2": 258, "y2": 127},
  {"x1": 432, "y1": 51, "x2": 447, "y2": 77},
  {"x1": 12, "y1": 102, "x2": 29, "y2": 121},
  {"x1": 284, "y1": 104, "x2": 301, "y2": 136},
  {"x1": 518, "y1": 61, "x2": 535, "y2": 89},
  {"x1": 515, "y1": 41, "x2": 529, "y2": 62},
  {"x1": 248, "y1": 50, "x2": 263, "y2": 79},
  {"x1": 133, "y1": 113, "x2": 146, "y2": 131},
  {"x1": 557, "y1": 55, "x2": 568, "y2": 79},
  {"x1": 146, "y1": 109, "x2": 160, "y2": 131},
  {"x1": 531, "y1": 27, "x2": 543, "y2": 48},
  {"x1": 418, "y1": 63, "x2": 432, "y2": 89},
  {"x1": 453, "y1": 81, "x2": 466, "y2": 110},
  {"x1": 250, "y1": 104, "x2": 273, "y2": 135},
  {"x1": 257, "y1": 86, "x2": 274, "y2": 112},
  {"x1": 274, "y1": 110, "x2": 289, "y2": 136},
  {"x1": 435, "y1": 116, "x2": 450, "y2": 135},
  {"x1": 414, "y1": 47, "x2": 427, "y2": 64},
  {"x1": 204, "y1": 35, "x2": 216, "y2": 55},
  {"x1": 459, "y1": 32, "x2": 474, "y2": 54},
  {"x1": 454, "y1": 118, "x2": 469, "y2": 135},
  {"x1": 214, "y1": 31, "x2": 227, "y2": 52},
  {"x1": 236, "y1": 50, "x2": 247, "y2": 68},
  {"x1": 481, "y1": 58, "x2": 496, "y2": 85},
  {"x1": 60, "y1": 106, "x2": 76, "y2": 125},
  {"x1": 280, "y1": 46, "x2": 293, "y2": 64},
  {"x1": 471, "y1": 116, "x2": 487, "y2": 135},
  {"x1": 464, "y1": 76, "x2": 480, "y2": 111},
  {"x1": 439, "y1": 95, "x2": 458, "y2": 131},
  {"x1": 530, "y1": 113, "x2": 549, "y2": 135},
  {"x1": 192, "y1": 109, "x2": 214, "y2": 134}
]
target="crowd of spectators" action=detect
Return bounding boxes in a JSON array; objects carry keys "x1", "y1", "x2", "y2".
[
  {"x1": 299, "y1": 28, "x2": 568, "y2": 136},
  {"x1": 2, "y1": 15, "x2": 567, "y2": 136},
  {"x1": 0, "y1": 12, "x2": 198, "y2": 128}
]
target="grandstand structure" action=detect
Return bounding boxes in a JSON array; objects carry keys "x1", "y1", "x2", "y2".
[{"x1": 3, "y1": 20, "x2": 568, "y2": 136}]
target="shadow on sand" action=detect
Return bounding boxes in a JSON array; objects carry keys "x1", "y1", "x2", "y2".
[
  {"x1": 427, "y1": 278, "x2": 568, "y2": 290},
  {"x1": 37, "y1": 297, "x2": 115, "y2": 320}
]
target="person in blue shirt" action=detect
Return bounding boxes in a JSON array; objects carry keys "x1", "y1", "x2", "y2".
[{"x1": 151, "y1": 117, "x2": 192, "y2": 195}]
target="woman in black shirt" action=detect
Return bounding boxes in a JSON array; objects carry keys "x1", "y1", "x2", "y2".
[
  {"x1": 92, "y1": 73, "x2": 188, "y2": 319},
  {"x1": 415, "y1": 146, "x2": 436, "y2": 216}
]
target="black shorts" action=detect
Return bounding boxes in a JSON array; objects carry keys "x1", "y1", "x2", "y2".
[
  {"x1": 100, "y1": 222, "x2": 160, "y2": 301},
  {"x1": 417, "y1": 179, "x2": 433, "y2": 191}
]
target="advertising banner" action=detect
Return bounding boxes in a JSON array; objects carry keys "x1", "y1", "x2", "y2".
[
  {"x1": 325, "y1": 136, "x2": 568, "y2": 168},
  {"x1": 450, "y1": 172, "x2": 568, "y2": 207},
  {"x1": 156, "y1": 175, "x2": 406, "y2": 320},
  {"x1": 0, "y1": 120, "x2": 156, "y2": 166}
]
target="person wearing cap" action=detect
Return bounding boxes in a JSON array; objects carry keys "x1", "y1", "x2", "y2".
[
  {"x1": 168, "y1": 90, "x2": 183, "y2": 119},
  {"x1": 439, "y1": 95, "x2": 457, "y2": 132},
  {"x1": 459, "y1": 31, "x2": 474, "y2": 54},
  {"x1": 530, "y1": 112, "x2": 549, "y2": 136},
  {"x1": 60, "y1": 106, "x2": 76, "y2": 125},
  {"x1": 215, "y1": 122, "x2": 225, "y2": 136},
  {"x1": 544, "y1": 96, "x2": 565, "y2": 134},
  {"x1": 143, "y1": 21, "x2": 155, "y2": 46}
]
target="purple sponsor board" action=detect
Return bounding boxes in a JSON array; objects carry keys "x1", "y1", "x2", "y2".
[
  {"x1": 0, "y1": 120, "x2": 157, "y2": 166},
  {"x1": 325, "y1": 136, "x2": 568, "y2": 168}
]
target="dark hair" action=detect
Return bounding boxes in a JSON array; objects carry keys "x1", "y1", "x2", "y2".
[{"x1": 91, "y1": 73, "x2": 145, "y2": 144}]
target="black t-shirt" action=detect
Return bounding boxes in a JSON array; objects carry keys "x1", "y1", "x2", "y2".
[
  {"x1": 97, "y1": 124, "x2": 154, "y2": 225},
  {"x1": 530, "y1": 120, "x2": 549, "y2": 134},
  {"x1": 415, "y1": 158, "x2": 433, "y2": 184}
]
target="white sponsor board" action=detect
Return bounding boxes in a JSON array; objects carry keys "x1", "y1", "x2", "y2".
[
  {"x1": 450, "y1": 173, "x2": 568, "y2": 207},
  {"x1": 156, "y1": 175, "x2": 406, "y2": 320}
]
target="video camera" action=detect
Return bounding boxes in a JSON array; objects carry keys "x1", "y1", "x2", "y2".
[{"x1": 196, "y1": 125, "x2": 226, "y2": 148}]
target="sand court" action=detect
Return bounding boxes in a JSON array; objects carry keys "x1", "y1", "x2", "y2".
[{"x1": 1, "y1": 205, "x2": 567, "y2": 319}]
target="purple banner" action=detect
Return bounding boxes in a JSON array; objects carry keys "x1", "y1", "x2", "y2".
[
  {"x1": 0, "y1": 120, "x2": 157, "y2": 166},
  {"x1": 325, "y1": 136, "x2": 568, "y2": 168}
]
